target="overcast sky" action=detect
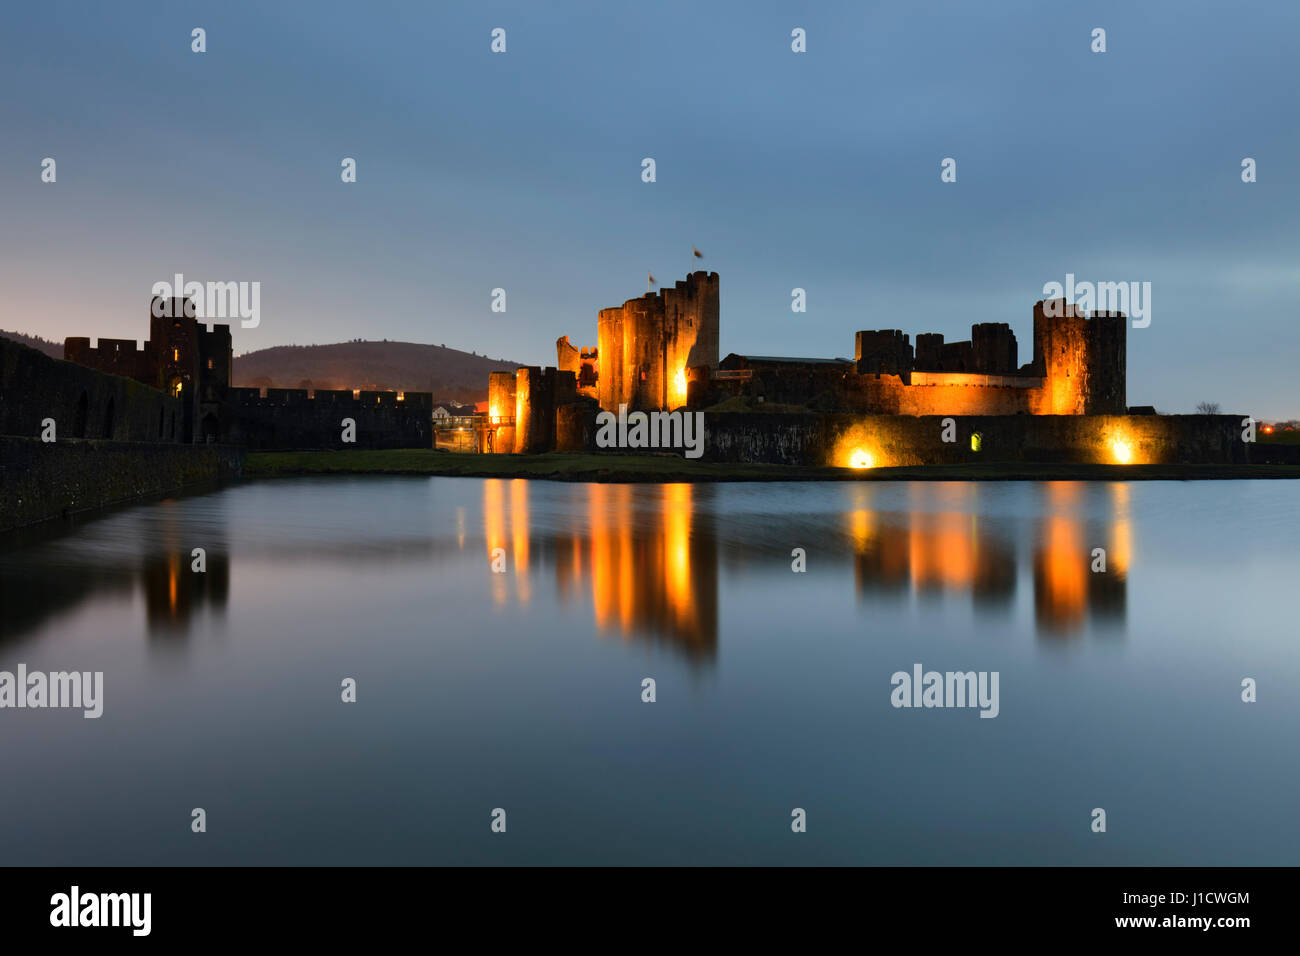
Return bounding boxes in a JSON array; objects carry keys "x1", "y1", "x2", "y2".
[{"x1": 2, "y1": 1, "x2": 1297, "y2": 415}]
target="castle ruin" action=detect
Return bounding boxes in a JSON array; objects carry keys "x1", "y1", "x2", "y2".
[
  {"x1": 483, "y1": 270, "x2": 1137, "y2": 458},
  {"x1": 61, "y1": 297, "x2": 431, "y2": 449}
]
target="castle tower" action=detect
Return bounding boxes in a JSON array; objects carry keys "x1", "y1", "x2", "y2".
[
  {"x1": 596, "y1": 271, "x2": 719, "y2": 412},
  {"x1": 557, "y1": 335, "x2": 598, "y2": 400},
  {"x1": 1031, "y1": 300, "x2": 1126, "y2": 414},
  {"x1": 971, "y1": 322, "x2": 1017, "y2": 374},
  {"x1": 854, "y1": 330, "x2": 913, "y2": 374}
]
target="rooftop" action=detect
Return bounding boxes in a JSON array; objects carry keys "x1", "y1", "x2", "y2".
[{"x1": 728, "y1": 354, "x2": 854, "y2": 366}]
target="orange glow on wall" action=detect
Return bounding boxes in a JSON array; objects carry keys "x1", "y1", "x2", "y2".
[
  {"x1": 1111, "y1": 439, "x2": 1133, "y2": 464},
  {"x1": 671, "y1": 368, "x2": 688, "y2": 407},
  {"x1": 832, "y1": 423, "x2": 895, "y2": 470}
]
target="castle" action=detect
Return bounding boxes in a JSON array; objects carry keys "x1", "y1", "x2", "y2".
[
  {"x1": 481, "y1": 271, "x2": 1133, "y2": 458},
  {"x1": 708, "y1": 299, "x2": 1126, "y2": 417},
  {"x1": 65, "y1": 298, "x2": 232, "y2": 442},
  {"x1": 60, "y1": 297, "x2": 431, "y2": 449},
  {"x1": 485, "y1": 272, "x2": 722, "y2": 453}
]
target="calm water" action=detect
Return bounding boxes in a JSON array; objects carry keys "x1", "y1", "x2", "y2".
[{"x1": 1, "y1": 477, "x2": 1297, "y2": 865}]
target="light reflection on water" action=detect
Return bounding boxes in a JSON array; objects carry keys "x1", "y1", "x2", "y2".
[{"x1": 0, "y1": 477, "x2": 1295, "y2": 865}]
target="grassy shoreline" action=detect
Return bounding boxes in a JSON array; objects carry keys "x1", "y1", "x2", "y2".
[{"x1": 243, "y1": 449, "x2": 1300, "y2": 483}]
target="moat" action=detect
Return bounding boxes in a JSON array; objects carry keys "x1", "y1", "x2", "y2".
[{"x1": 1, "y1": 477, "x2": 1296, "y2": 865}]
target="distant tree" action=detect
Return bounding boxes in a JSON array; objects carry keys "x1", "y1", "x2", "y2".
[{"x1": 1195, "y1": 401, "x2": 1221, "y2": 414}]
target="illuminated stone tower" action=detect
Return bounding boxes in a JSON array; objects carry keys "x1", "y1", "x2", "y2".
[
  {"x1": 595, "y1": 271, "x2": 719, "y2": 412},
  {"x1": 1030, "y1": 299, "x2": 1126, "y2": 414}
]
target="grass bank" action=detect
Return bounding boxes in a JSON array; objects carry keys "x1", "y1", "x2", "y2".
[{"x1": 243, "y1": 449, "x2": 1300, "y2": 483}]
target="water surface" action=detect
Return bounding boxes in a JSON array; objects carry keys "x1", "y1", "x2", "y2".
[{"x1": 0, "y1": 477, "x2": 1296, "y2": 865}]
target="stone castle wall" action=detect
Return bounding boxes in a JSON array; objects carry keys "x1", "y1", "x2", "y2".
[
  {"x1": 224, "y1": 387, "x2": 432, "y2": 450},
  {"x1": 2, "y1": 336, "x2": 185, "y2": 442},
  {"x1": 701, "y1": 412, "x2": 1247, "y2": 467},
  {"x1": 0, "y1": 436, "x2": 243, "y2": 532},
  {"x1": 697, "y1": 299, "x2": 1127, "y2": 420},
  {"x1": 514, "y1": 367, "x2": 575, "y2": 453}
]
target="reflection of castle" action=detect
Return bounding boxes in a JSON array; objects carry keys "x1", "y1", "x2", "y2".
[
  {"x1": 482, "y1": 480, "x2": 719, "y2": 660},
  {"x1": 477, "y1": 479, "x2": 1128, "y2": 654},
  {"x1": 0, "y1": 535, "x2": 230, "y2": 647},
  {"x1": 1031, "y1": 483, "x2": 1128, "y2": 634},
  {"x1": 848, "y1": 483, "x2": 1130, "y2": 635},
  {"x1": 142, "y1": 550, "x2": 230, "y2": 636}
]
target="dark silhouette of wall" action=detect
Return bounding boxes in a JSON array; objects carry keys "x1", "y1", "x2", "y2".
[
  {"x1": 224, "y1": 388, "x2": 432, "y2": 450},
  {"x1": 0, "y1": 436, "x2": 242, "y2": 531},
  {"x1": 2, "y1": 336, "x2": 184, "y2": 442}
]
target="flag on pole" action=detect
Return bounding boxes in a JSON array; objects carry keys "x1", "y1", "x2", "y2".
[{"x1": 692, "y1": 247, "x2": 703, "y2": 259}]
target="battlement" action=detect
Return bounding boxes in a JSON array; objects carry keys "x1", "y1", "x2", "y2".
[
  {"x1": 229, "y1": 387, "x2": 432, "y2": 410},
  {"x1": 855, "y1": 330, "x2": 913, "y2": 375}
]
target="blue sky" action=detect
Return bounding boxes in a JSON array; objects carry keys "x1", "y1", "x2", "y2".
[{"x1": 1, "y1": 1, "x2": 1297, "y2": 415}]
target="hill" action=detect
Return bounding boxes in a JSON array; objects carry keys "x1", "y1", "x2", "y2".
[
  {"x1": 233, "y1": 340, "x2": 525, "y2": 404},
  {"x1": 0, "y1": 329, "x2": 63, "y2": 360}
]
